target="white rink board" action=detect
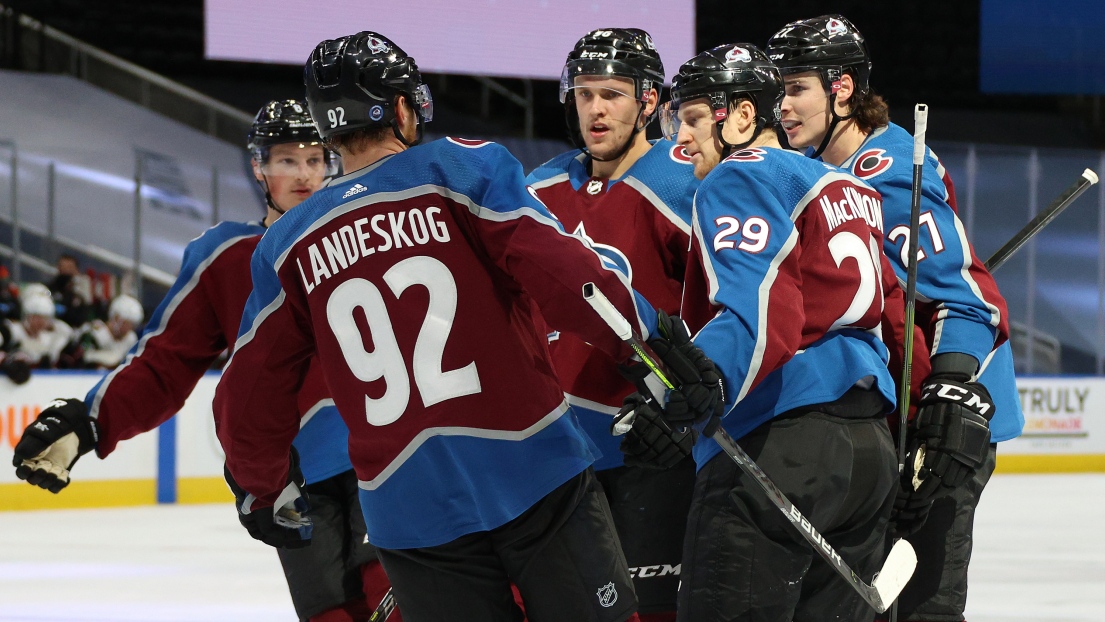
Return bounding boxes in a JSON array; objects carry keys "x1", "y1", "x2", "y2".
[
  {"x1": 1002, "y1": 376, "x2": 1105, "y2": 455},
  {"x1": 0, "y1": 372, "x2": 224, "y2": 486}
]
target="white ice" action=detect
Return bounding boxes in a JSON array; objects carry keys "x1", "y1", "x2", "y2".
[{"x1": 0, "y1": 473, "x2": 1102, "y2": 621}]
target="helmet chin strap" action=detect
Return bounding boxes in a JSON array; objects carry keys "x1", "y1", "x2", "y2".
[
  {"x1": 716, "y1": 118, "x2": 766, "y2": 160},
  {"x1": 256, "y1": 174, "x2": 287, "y2": 220},
  {"x1": 810, "y1": 89, "x2": 860, "y2": 159}
]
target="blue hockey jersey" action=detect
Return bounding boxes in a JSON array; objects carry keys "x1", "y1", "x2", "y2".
[
  {"x1": 214, "y1": 137, "x2": 657, "y2": 550},
  {"x1": 527, "y1": 140, "x2": 699, "y2": 470},
  {"x1": 681, "y1": 147, "x2": 896, "y2": 468},
  {"x1": 837, "y1": 123, "x2": 1023, "y2": 442}
]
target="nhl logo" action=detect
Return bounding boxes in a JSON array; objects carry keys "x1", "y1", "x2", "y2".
[
  {"x1": 825, "y1": 18, "x2": 848, "y2": 37},
  {"x1": 596, "y1": 582, "x2": 618, "y2": 608},
  {"x1": 586, "y1": 179, "x2": 604, "y2": 195},
  {"x1": 725, "y1": 46, "x2": 751, "y2": 64}
]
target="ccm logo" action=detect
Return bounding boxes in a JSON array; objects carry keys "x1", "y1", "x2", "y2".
[
  {"x1": 925, "y1": 383, "x2": 992, "y2": 416},
  {"x1": 628, "y1": 564, "x2": 680, "y2": 578}
]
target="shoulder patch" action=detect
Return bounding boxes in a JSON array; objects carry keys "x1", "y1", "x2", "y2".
[
  {"x1": 669, "y1": 144, "x2": 694, "y2": 164},
  {"x1": 723, "y1": 147, "x2": 767, "y2": 163},
  {"x1": 851, "y1": 148, "x2": 893, "y2": 180},
  {"x1": 447, "y1": 137, "x2": 492, "y2": 148}
]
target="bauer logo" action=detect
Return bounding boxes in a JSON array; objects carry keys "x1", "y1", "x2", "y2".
[
  {"x1": 852, "y1": 149, "x2": 894, "y2": 180},
  {"x1": 341, "y1": 184, "x2": 368, "y2": 199},
  {"x1": 596, "y1": 582, "x2": 618, "y2": 608},
  {"x1": 826, "y1": 18, "x2": 848, "y2": 37},
  {"x1": 725, "y1": 46, "x2": 751, "y2": 64}
]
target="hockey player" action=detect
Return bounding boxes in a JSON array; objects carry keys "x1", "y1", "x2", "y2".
[
  {"x1": 4, "y1": 292, "x2": 73, "y2": 367},
  {"x1": 640, "y1": 44, "x2": 900, "y2": 621},
  {"x1": 212, "y1": 31, "x2": 682, "y2": 622},
  {"x1": 767, "y1": 16, "x2": 1020, "y2": 621},
  {"x1": 525, "y1": 28, "x2": 698, "y2": 622},
  {"x1": 11, "y1": 100, "x2": 397, "y2": 622},
  {"x1": 68, "y1": 294, "x2": 143, "y2": 369}
]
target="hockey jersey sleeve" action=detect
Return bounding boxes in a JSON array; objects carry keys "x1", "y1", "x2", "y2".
[
  {"x1": 214, "y1": 236, "x2": 315, "y2": 507},
  {"x1": 84, "y1": 226, "x2": 259, "y2": 457},
  {"x1": 682, "y1": 163, "x2": 805, "y2": 411},
  {"x1": 444, "y1": 141, "x2": 656, "y2": 356},
  {"x1": 882, "y1": 153, "x2": 1008, "y2": 367}
]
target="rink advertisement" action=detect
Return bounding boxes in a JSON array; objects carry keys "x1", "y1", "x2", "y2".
[
  {"x1": 0, "y1": 372, "x2": 227, "y2": 511},
  {"x1": 2, "y1": 373, "x2": 1103, "y2": 510}
]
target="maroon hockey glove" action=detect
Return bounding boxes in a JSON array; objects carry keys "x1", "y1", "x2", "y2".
[
  {"x1": 905, "y1": 374, "x2": 994, "y2": 502},
  {"x1": 13, "y1": 398, "x2": 99, "y2": 493},
  {"x1": 224, "y1": 448, "x2": 313, "y2": 549},
  {"x1": 618, "y1": 393, "x2": 697, "y2": 469}
]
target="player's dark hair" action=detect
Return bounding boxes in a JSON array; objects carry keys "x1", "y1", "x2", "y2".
[{"x1": 849, "y1": 88, "x2": 889, "y2": 134}]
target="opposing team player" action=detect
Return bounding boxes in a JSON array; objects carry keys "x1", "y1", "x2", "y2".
[
  {"x1": 526, "y1": 28, "x2": 698, "y2": 622},
  {"x1": 640, "y1": 44, "x2": 899, "y2": 621},
  {"x1": 11, "y1": 101, "x2": 397, "y2": 622},
  {"x1": 768, "y1": 16, "x2": 1020, "y2": 621},
  {"x1": 212, "y1": 31, "x2": 685, "y2": 622}
]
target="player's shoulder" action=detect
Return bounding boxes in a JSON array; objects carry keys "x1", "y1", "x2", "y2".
[
  {"x1": 184, "y1": 220, "x2": 265, "y2": 263},
  {"x1": 842, "y1": 123, "x2": 913, "y2": 185},
  {"x1": 410, "y1": 137, "x2": 522, "y2": 191},
  {"x1": 526, "y1": 149, "x2": 580, "y2": 188},
  {"x1": 705, "y1": 147, "x2": 813, "y2": 191},
  {"x1": 624, "y1": 139, "x2": 700, "y2": 195}
]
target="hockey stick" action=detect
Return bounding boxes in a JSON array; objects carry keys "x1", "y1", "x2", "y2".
[
  {"x1": 368, "y1": 587, "x2": 396, "y2": 622},
  {"x1": 582, "y1": 283, "x2": 917, "y2": 613},
  {"x1": 888, "y1": 102, "x2": 929, "y2": 622},
  {"x1": 983, "y1": 168, "x2": 1099, "y2": 273}
]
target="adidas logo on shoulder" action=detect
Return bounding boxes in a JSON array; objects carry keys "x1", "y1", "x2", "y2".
[{"x1": 342, "y1": 183, "x2": 368, "y2": 199}]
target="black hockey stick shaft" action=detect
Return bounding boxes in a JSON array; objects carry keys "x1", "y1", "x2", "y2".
[
  {"x1": 368, "y1": 587, "x2": 396, "y2": 621},
  {"x1": 582, "y1": 283, "x2": 916, "y2": 613},
  {"x1": 890, "y1": 102, "x2": 929, "y2": 622},
  {"x1": 983, "y1": 168, "x2": 1099, "y2": 273}
]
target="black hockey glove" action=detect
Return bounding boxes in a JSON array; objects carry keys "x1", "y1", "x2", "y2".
[
  {"x1": 889, "y1": 485, "x2": 934, "y2": 540},
  {"x1": 904, "y1": 374, "x2": 994, "y2": 502},
  {"x1": 618, "y1": 393, "x2": 697, "y2": 470},
  {"x1": 0, "y1": 351, "x2": 32, "y2": 384},
  {"x1": 224, "y1": 447, "x2": 313, "y2": 549},
  {"x1": 13, "y1": 398, "x2": 99, "y2": 493},
  {"x1": 646, "y1": 311, "x2": 724, "y2": 434}
]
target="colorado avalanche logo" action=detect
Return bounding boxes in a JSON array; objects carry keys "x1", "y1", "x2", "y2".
[
  {"x1": 596, "y1": 582, "x2": 618, "y2": 608},
  {"x1": 725, "y1": 46, "x2": 751, "y2": 64},
  {"x1": 669, "y1": 144, "x2": 693, "y2": 164},
  {"x1": 447, "y1": 137, "x2": 491, "y2": 148},
  {"x1": 724, "y1": 147, "x2": 767, "y2": 163},
  {"x1": 643, "y1": 33, "x2": 656, "y2": 50},
  {"x1": 365, "y1": 36, "x2": 390, "y2": 54},
  {"x1": 852, "y1": 148, "x2": 893, "y2": 180},
  {"x1": 825, "y1": 18, "x2": 848, "y2": 37},
  {"x1": 574, "y1": 222, "x2": 632, "y2": 281}
]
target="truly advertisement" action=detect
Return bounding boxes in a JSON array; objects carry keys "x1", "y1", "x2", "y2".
[{"x1": 1003, "y1": 377, "x2": 1105, "y2": 455}]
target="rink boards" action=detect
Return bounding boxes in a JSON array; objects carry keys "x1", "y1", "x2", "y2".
[{"x1": 2, "y1": 372, "x2": 1105, "y2": 511}]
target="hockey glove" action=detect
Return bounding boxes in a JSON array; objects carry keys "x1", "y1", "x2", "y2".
[
  {"x1": 224, "y1": 447, "x2": 313, "y2": 549},
  {"x1": 890, "y1": 485, "x2": 934, "y2": 540},
  {"x1": 13, "y1": 398, "x2": 99, "y2": 493},
  {"x1": 0, "y1": 351, "x2": 32, "y2": 384},
  {"x1": 647, "y1": 311, "x2": 725, "y2": 434},
  {"x1": 618, "y1": 393, "x2": 697, "y2": 470},
  {"x1": 904, "y1": 375, "x2": 994, "y2": 502}
]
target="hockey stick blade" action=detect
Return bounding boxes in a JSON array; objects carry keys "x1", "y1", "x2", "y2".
[
  {"x1": 582, "y1": 283, "x2": 914, "y2": 613},
  {"x1": 871, "y1": 539, "x2": 919, "y2": 611},
  {"x1": 984, "y1": 168, "x2": 1098, "y2": 273},
  {"x1": 368, "y1": 587, "x2": 396, "y2": 622}
]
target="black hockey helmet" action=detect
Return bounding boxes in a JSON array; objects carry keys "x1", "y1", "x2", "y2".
[
  {"x1": 766, "y1": 15, "x2": 872, "y2": 157},
  {"x1": 660, "y1": 44, "x2": 782, "y2": 156},
  {"x1": 766, "y1": 15, "x2": 871, "y2": 100},
  {"x1": 560, "y1": 28, "x2": 665, "y2": 161},
  {"x1": 304, "y1": 31, "x2": 433, "y2": 147},
  {"x1": 247, "y1": 99, "x2": 324, "y2": 161}
]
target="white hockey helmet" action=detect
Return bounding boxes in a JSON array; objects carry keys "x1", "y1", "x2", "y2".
[
  {"x1": 22, "y1": 293, "x2": 55, "y2": 319},
  {"x1": 21, "y1": 283, "x2": 51, "y2": 300},
  {"x1": 109, "y1": 295, "x2": 144, "y2": 325}
]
